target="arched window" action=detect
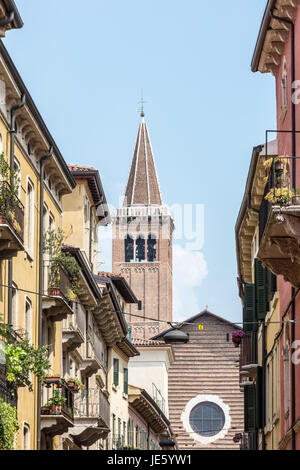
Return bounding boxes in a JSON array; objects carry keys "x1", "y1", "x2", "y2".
[
  {"x1": 147, "y1": 235, "x2": 157, "y2": 262},
  {"x1": 125, "y1": 235, "x2": 134, "y2": 262},
  {"x1": 136, "y1": 236, "x2": 145, "y2": 262}
]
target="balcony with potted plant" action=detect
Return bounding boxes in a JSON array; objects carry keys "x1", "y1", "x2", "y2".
[
  {"x1": 258, "y1": 155, "x2": 300, "y2": 287},
  {"x1": 42, "y1": 229, "x2": 81, "y2": 322},
  {"x1": 0, "y1": 154, "x2": 24, "y2": 260},
  {"x1": 70, "y1": 387, "x2": 110, "y2": 447},
  {"x1": 41, "y1": 378, "x2": 74, "y2": 437}
]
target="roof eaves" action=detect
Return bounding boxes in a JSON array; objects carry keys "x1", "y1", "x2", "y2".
[{"x1": 251, "y1": 0, "x2": 277, "y2": 72}]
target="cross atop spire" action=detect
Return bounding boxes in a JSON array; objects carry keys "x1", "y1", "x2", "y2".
[
  {"x1": 138, "y1": 90, "x2": 146, "y2": 118},
  {"x1": 123, "y1": 118, "x2": 163, "y2": 207}
]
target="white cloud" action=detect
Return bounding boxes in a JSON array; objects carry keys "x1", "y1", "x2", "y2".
[{"x1": 173, "y1": 244, "x2": 208, "y2": 322}]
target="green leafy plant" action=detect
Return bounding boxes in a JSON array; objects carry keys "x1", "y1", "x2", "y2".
[
  {"x1": 46, "y1": 392, "x2": 67, "y2": 407},
  {"x1": 67, "y1": 377, "x2": 84, "y2": 390},
  {"x1": 0, "y1": 325, "x2": 50, "y2": 392},
  {"x1": 43, "y1": 228, "x2": 81, "y2": 296},
  {"x1": 0, "y1": 399, "x2": 19, "y2": 450},
  {"x1": 0, "y1": 153, "x2": 21, "y2": 216}
]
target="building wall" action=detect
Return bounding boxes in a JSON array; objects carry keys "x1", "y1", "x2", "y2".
[
  {"x1": 128, "y1": 348, "x2": 171, "y2": 418},
  {"x1": 108, "y1": 345, "x2": 129, "y2": 449},
  {"x1": 167, "y1": 313, "x2": 243, "y2": 450},
  {"x1": 128, "y1": 405, "x2": 161, "y2": 450}
]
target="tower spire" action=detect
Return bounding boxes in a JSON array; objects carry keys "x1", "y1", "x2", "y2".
[{"x1": 124, "y1": 117, "x2": 163, "y2": 207}]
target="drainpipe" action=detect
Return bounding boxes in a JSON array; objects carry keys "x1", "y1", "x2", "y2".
[
  {"x1": 36, "y1": 146, "x2": 53, "y2": 451},
  {"x1": 89, "y1": 200, "x2": 104, "y2": 270},
  {"x1": 7, "y1": 94, "x2": 26, "y2": 325},
  {"x1": 0, "y1": 11, "x2": 14, "y2": 28},
  {"x1": 270, "y1": 10, "x2": 296, "y2": 450}
]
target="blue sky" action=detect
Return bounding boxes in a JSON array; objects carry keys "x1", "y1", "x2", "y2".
[{"x1": 3, "y1": 0, "x2": 276, "y2": 323}]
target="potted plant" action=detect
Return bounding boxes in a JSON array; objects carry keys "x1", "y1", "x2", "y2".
[
  {"x1": 46, "y1": 393, "x2": 67, "y2": 415},
  {"x1": 232, "y1": 330, "x2": 245, "y2": 347},
  {"x1": 41, "y1": 405, "x2": 50, "y2": 415},
  {"x1": 67, "y1": 377, "x2": 84, "y2": 393}
]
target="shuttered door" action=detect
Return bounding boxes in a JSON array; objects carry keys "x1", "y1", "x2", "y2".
[
  {"x1": 243, "y1": 284, "x2": 256, "y2": 333},
  {"x1": 244, "y1": 384, "x2": 257, "y2": 433},
  {"x1": 256, "y1": 366, "x2": 263, "y2": 430},
  {"x1": 123, "y1": 368, "x2": 128, "y2": 395},
  {"x1": 255, "y1": 259, "x2": 268, "y2": 320}
]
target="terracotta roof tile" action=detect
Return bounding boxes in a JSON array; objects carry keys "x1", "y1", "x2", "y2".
[
  {"x1": 97, "y1": 271, "x2": 122, "y2": 278},
  {"x1": 132, "y1": 338, "x2": 166, "y2": 347},
  {"x1": 68, "y1": 164, "x2": 96, "y2": 172}
]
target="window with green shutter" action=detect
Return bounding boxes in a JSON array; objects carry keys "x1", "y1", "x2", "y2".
[
  {"x1": 243, "y1": 284, "x2": 256, "y2": 332},
  {"x1": 123, "y1": 367, "x2": 128, "y2": 395},
  {"x1": 244, "y1": 384, "x2": 257, "y2": 432},
  {"x1": 113, "y1": 358, "x2": 119, "y2": 386},
  {"x1": 255, "y1": 258, "x2": 268, "y2": 320},
  {"x1": 266, "y1": 268, "x2": 277, "y2": 303}
]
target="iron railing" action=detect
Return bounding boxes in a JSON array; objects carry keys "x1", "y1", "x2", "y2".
[
  {"x1": 86, "y1": 328, "x2": 105, "y2": 367},
  {"x1": 0, "y1": 182, "x2": 24, "y2": 243},
  {"x1": 259, "y1": 156, "x2": 300, "y2": 242},
  {"x1": 152, "y1": 383, "x2": 166, "y2": 414},
  {"x1": 74, "y1": 388, "x2": 110, "y2": 427},
  {"x1": 41, "y1": 378, "x2": 74, "y2": 421},
  {"x1": 47, "y1": 267, "x2": 72, "y2": 301}
]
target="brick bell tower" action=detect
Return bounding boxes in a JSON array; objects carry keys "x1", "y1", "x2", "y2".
[{"x1": 112, "y1": 112, "x2": 174, "y2": 340}]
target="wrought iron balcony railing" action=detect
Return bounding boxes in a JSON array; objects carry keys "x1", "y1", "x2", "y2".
[
  {"x1": 41, "y1": 378, "x2": 74, "y2": 422},
  {"x1": 74, "y1": 388, "x2": 110, "y2": 427},
  {"x1": 0, "y1": 182, "x2": 24, "y2": 243},
  {"x1": 240, "y1": 332, "x2": 258, "y2": 369}
]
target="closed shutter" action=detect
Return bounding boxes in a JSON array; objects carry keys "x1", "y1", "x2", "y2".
[
  {"x1": 244, "y1": 284, "x2": 256, "y2": 332},
  {"x1": 256, "y1": 366, "x2": 263, "y2": 430},
  {"x1": 113, "y1": 358, "x2": 119, "y2": 386},
  {"x1": 255, "y1": 259, "x2": 268, "y2": 320},
  {"x1": 244, "y1": 384, "x2": 257, "y2": 432},
  {"x1": 266, "y1": 268, "x2": 277, "y2": 303},
  {"x1": 123, "y1": 367, "x2": 128, "y2": 395}
]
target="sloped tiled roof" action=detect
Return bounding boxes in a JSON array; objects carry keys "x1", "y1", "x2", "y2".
[{"x1": 132, "y1": 338, "x2": 166, "y2": 347}]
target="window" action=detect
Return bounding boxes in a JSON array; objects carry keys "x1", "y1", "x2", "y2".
[
  {"x1": 125, "y1": 235, "x2": 134, "y2": 262},
  {"x1": 25, "y1": 298, "x2": 32, "y2": 341},
  {"x1": 135, "y1": 236, "x2": 145, "y2": 262},
  {"x1": 11, "y1": 283, "x2": 18, "y2": 330},
  {"x1": 13, "y1": 157, "x2": 21, "y2": 199},
  {"x1": 123, "y1": 367, "x2": 128, "y2": 395},
  {"x1": 282, "y1": 57, "x2": 288, "y2": 108},
  {"x1": 283, "y1": 324, "x2": 290, "y2": 414},
  {"x1": 189, "y1": 401, "x2": 225, "y2": 437},
  {"x1": 112, "y1": 414, "x2": 116, "y2": 436},
  {"x1": 49, "y1": 212, "x2": 55, "y2": 231},
  {"x1": 147, "y1": 235, "x2": 157, "y2": 262},
  {"x1": 113, "y1": 358, "x2": 119, "y2": 386},
  {"x1": 0, "y1": 132, "x2": 3, "y2": 154},
  {"x1": 23, "y1": 423, "x2": 30, "y2": 450},
  {"x1": 25, "y1": 179, "x2": 34, "y2": 255}
]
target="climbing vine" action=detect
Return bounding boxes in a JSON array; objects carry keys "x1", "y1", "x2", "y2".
[{"x1": 0, "y1": 399, "x2": 19, "y2": 450}]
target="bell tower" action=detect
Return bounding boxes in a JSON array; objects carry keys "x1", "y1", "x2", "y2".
[{"x1": 112, "y1": 114, "x2": 174, "y2": 340}]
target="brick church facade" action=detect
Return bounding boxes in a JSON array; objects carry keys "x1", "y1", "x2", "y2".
[{"x1": 112, "y1": 114, "x2": 174, "y2": 340}]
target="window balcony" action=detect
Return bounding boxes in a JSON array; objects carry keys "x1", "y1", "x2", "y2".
[
  {"x1": 258, "y1": 156, "x2": 300, "y2": 287},
  {"x1": 41, "y1": 378, "x2": 74, "y2": 437},
  {"x1": 70, "y1": 388, "x2": 110, "y2": 447},
  {"x1": 81, "y1": 331, "x2": 104, "y2": 377},
  {"x1": 42, "y1": 267, "x2": 74, "y2": 322},
  {"x1": 62, "y1": 302, "x2": 85, "y2": 352},
  {"x1": 0, "y1": 183, "x2": 24, "y2": 260},
  {"x1": 240, "y1": 332, "x2": 258, "y2": 379}
]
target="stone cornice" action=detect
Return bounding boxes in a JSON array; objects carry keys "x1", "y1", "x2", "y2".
[{"x1": 252, "y1": 0, "x2": 299, "y2": 76}]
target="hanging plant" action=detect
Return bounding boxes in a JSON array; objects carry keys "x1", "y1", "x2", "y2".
[
  {"x1": 0, "y1": 399, "x2": 19, "y2": 450},
  {"x1": 232, "y1": 330, "x2": 245, "y2": 347}
]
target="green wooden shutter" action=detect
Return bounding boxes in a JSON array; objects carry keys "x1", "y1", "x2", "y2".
[
  {"x1": 256, "y1": 366, "x2": 263, "y2": 430},
  {"x1": 123, "y1": 367, "x2": 128, "y2": 395},
  {"x1": 113, "y1": 358, "x2": 119, "y2": 386},
  {"x1": 255, "y1": 259, "x2": 268, "y2": 320},
  {"x1": 266, "y1": 268, "x2": 277, "y2": 303},
  {"x1": 244, "y1": 284, "x2": 256, "y2": 332},
  {"x1": 244, "y1": 384, "x2": 257, "y2": 432}
]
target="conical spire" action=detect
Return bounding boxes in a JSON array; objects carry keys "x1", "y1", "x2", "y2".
[{"x1": 124, "y1": 117, "x2": 163, "y2": 207}]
